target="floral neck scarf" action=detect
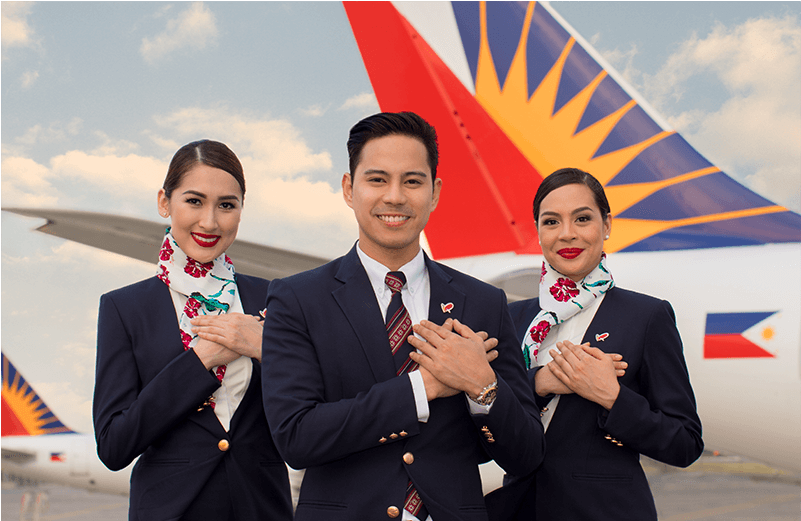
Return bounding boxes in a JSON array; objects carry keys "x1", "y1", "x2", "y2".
[
  {"x1": 521, "y1": 253, "x2": 614, "y2": 369},
  {"x1": 156, "y1": 229, "x2": 238, "y2": 386}
]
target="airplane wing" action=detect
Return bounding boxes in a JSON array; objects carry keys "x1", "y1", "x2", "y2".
[
  {"x1": 1, "y1": 448, "x2": 36, "y2": 464},
  {"x1": 3, "y1": 208, "x2": 330, "y2": 281}
]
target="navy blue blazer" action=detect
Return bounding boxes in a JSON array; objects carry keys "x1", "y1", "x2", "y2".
[
  {"x1": 261, "y1": 245, "x2": 544, "y2": 521},
  {"x1": 487, "y1": 287, "x2": 703, "y2": 521},
  {"x1": 94, "y1": 274, "x2": 292, "y2": 521}
]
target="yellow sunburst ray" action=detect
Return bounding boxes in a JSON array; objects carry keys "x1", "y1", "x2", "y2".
[
  {"x1": 605, "y1": 166, "x2": 721, "y2": 216},
  {"x1": 608, "y1": 206, "x2": 788, "y2": 252}
]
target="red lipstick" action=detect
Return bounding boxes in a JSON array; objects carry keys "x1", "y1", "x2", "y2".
[
  {"x1": 192, "y1": 232, "x2": 220, "y2": 248},
  {"x1": 558, "y1": 248, "x2": 583, "y2": 259}
]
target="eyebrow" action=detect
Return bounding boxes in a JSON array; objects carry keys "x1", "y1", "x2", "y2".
[
  {"x1": 361, "y1": 169, "x2": 429, "y2": 178},
  {"x1": 540, "y1": 206, "x2": 594, "y2": 218},
  {"x1": 181, "y1": 190, "x2": 241, "y2": 201}
]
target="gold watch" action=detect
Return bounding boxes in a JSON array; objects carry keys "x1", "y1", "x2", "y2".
[{"x1": 473, "y1": 379, "x2": 498, "y2": 406}]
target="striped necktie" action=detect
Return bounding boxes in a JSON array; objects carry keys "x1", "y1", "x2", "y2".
[{"x1": 384, "y1": 271, "x2": 429, "y2": 520}]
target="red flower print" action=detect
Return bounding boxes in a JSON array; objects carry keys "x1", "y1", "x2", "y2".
[
  {"x1": 225, "y1": 254, "x2": 233, "y2": 266},
  {"x1": 184, "y1": 258, "x2": 213, "y2": 278},
  {"x1": 180, "y1": 330, "x2": 193, "y2": 349},
  {"x1": 529, "y1": 320, "x2": 551, "y2": 344},
  {"x1": 540, "y1": 262, "x2": 547, "y2": 283},
  {"x1": 184, "y1": 298, "x2": 201, "y2": 318},
  {"x1": 159, "y1": 238, "x2": 174, "y2": 261},
  {"x1": 550, "y1": 277, "x2": 579, "y2": 302},
  {"x1": 157, "y1": 265, "x2": 170, "y2": 285}
]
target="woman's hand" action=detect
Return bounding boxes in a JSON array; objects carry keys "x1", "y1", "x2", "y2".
[
  {"x1": 547, "y1": 340, "x2": 621, "y2": 410},
  {"x1": 193, "y1": 338, "x2": 241, "y2": 370},
  {"x1": 534, "y1": 364, "x2": 573, "y2": 396},
  {"x1": 191, "y1": 313, "x2": 264, "y2": 362}
]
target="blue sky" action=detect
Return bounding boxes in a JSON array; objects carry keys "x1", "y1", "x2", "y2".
[{"x1": 2, "y1": 1, "x2": 799, "y2": 432}]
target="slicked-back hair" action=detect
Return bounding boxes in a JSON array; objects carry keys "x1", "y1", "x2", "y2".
[
  {"x1": 162, "y1": 140, "x2": 245, "y2": 200},
  {"x1": 532, "y1": 167, "x2": 611, "y2": 224},
  {"x1": 347, "y1": 111, "x2": 439, "y2": 182}
]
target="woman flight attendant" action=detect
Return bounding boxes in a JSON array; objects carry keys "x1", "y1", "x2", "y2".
[
  {"x1": 93, "y1": 140, "x2": 293, "y2": 521},
  {"x1": 487, "y1": 168, "x2": 703, "y2": 520}
]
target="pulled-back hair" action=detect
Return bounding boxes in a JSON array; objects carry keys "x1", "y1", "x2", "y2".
[
  {"x1": 162, "y1": 140, "x2": 245, "y2": 199},
  {"x1": 532, "y1": 167, "x2": 610, "y2": 223},
  {"x1": 347, "y1": 112, "x2": 439, "y2": 181}
]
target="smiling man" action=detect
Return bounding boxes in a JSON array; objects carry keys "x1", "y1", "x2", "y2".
[{"x1": 261, "y1": 112, "x2": 544, "y2": 521}]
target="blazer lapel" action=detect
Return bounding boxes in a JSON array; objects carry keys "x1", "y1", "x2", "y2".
[
  {"x1": 580, "y1": 287, "x2": 618, "y2": 355},
  {"x1": 426, "y1": 257, "x2": 466, "y2": 325},
  {"x1": 332, "y1": 246, "x2": 397, "y2": 382}
]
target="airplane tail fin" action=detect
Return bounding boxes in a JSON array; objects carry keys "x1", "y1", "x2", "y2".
[
  {"x1": 345, "y1": 1, "x2": 801, "y2": 259},
  {"x1": 2, "y1": 353, "x2": 75, "y2": 436}
]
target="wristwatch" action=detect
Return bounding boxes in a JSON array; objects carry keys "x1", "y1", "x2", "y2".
[{"x1": 473, "y1": 379, "x2": 498, "y2": 406}]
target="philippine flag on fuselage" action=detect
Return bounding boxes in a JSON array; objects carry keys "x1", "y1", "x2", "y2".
[
  {"x1": 50, "y1": 452, "x2": 65, "y2": 462},
  {"x1": 704, "y1": 312, "x2": 779, "y2": 359}
]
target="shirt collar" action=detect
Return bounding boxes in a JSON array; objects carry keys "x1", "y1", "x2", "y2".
[{"x1": 356, "y1": 241, "x2": 426, "y2": 297}]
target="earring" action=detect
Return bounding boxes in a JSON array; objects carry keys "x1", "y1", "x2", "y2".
[{"x1": 605, "y1": 235, "x2": 609, "y2": 239}]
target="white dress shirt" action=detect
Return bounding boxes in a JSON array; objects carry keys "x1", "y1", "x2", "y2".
[
  {"x1": 536, "y1": 292, "x2": 605, "y2": 431},
  {"x1": 357, "y1": 244, "x2": 432, "y2": 422},
  {"x1": 357, "y1": 243, "x2": 493, "y2": 521},
  {"x1": 169, "y1": 288, "x2": 252, "y2": 432}
]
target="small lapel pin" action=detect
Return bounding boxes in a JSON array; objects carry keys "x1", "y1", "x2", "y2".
[
  {"x1": 259, "y1": 308, "x2": 267, "y2": 319},
  {"x1": 595, "y1": 332, "x2": 609, "y2": 342},
  {"x1": 441, "y1": 302, "x2": 454, "y2": 314}
]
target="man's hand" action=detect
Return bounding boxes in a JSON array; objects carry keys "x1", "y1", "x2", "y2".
[{"x1": 408, "y1": 319, "x2": 496, "y2": 401}]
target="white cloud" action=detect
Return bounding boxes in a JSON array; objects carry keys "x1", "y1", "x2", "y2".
[
  {"x1": 601, "y1": 44, "x2": 641, "y2": 88},
  {"x1": 3, "y1": 107, "x2": 350, "y2": 254},
  {"x1": 237, "y1": 175, "x2": 358, "y2": 256},
  {"x1": 1, "y1": 2, "x2": 36, "y2": 58},
  {"x1": 640, "y1": 15, "x2": 801, "y2": 212},
  {"x1": 140, "y1": 2, "x2": 218, "y2": 64},
  {"x1": 33, "y1": 380, "x2": 93, "y2": 433},
  {"x1": 339, "y1": 92, "x2": 379, "y2": 111},
  {"x1": 20, "y1": 69, "x2": 38, "y2": 88},
  {"x1": 11, "y1": 118, "x2": 84, "y2": 149},
  {"x1": 88, "y1": 131, "x2": 141, "y2": 156},
  {"x1": 153, "y1": 106, "x2": 333, "y2": 177},
  {"x1": 1, "y1": 156, "x2": 59, "y2": 207},
  {"x1": 300, "y1": 104, "x2": 328, "y2": 117},
  {"x1": 49, "y1": 150, "x2": 167, "y2": 202}
]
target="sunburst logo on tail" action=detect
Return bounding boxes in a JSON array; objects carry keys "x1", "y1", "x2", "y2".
[
  {"x1": 463, "y1": 1, "x2": 795, "y2": 253},
  {"x1": 2, "y1": 353, "x2": 74, "y2": 436}
]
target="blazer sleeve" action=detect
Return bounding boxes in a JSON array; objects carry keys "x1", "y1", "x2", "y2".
[
  {"x1": 469, "y1": 293, "x2": 546, "y2": 477},
  {"x1": 93, "y1": 291, "x2": 221, "y2": 471},
  {"x1": 599, "y1": 299, "x2": 703, "y2": 467},
  {"x1": 261, "y1": 278, "x2": 420, "y2": 470}
]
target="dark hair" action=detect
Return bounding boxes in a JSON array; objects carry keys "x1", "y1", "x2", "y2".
[
  {"x1": 532, "y1": 167, "x2": 611, "y2": 224},
  {"x1": 162, "y1": 140, "x2": 245, "y2": 199},
  {"x1": 347, "y1": 111, "x2": 439, "y2": 182}
]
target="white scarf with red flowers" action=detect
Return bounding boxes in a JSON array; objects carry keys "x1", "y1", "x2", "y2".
[
  {"x1": 156, "y1": 229, "x2": 238, "y2": 383},
  {"x1": 522, "y1": 253, "x2": 614, "y2": 369}
]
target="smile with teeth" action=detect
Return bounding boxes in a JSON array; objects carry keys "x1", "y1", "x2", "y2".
[
  {"x1": 192, "y1": 232, "x2": 221, "y2": 247},
  {"x1": 378, "y1": 215, "x2": 410, "y2": 224}
]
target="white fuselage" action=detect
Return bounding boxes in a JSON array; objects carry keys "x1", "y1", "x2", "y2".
[
  {"x1": 442, "y1": 242, "x2": 801, "y2": 473},
  {"x1": 1, "y1": 433, "x2": 132, "y2": 495}
]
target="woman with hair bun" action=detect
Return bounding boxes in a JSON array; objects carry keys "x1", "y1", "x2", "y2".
[
  {"x1": 93, "y1": 140, "x2": 292, "y2": 521},
  {"x1": 488, "y1": 167, "x2": 703, "y2": 520}
]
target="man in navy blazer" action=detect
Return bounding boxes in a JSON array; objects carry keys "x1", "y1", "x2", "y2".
[{"x1": 261, "y1": 112, "x2": 544, "y2": 521}]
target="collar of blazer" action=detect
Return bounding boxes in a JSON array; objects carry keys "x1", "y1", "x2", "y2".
[{"x1": 332, "y1": 245, "x2": 467, "y2": 382}]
